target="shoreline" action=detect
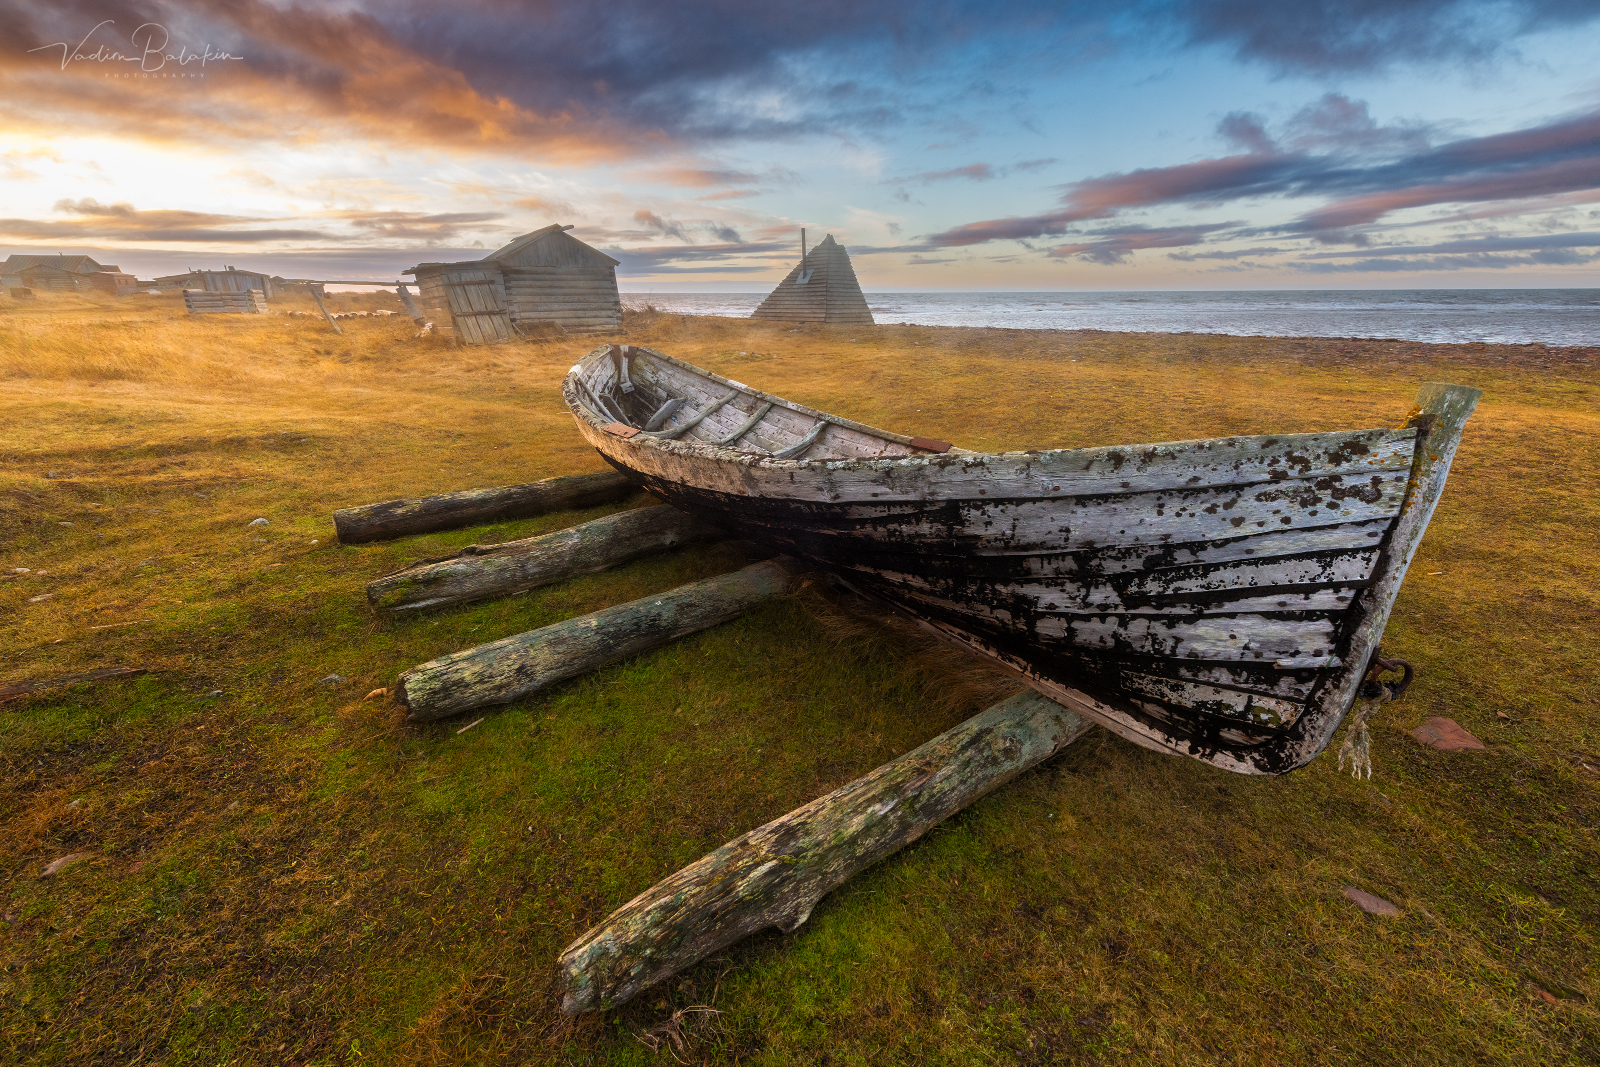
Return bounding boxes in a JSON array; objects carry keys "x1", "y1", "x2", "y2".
[{"x1": 625, "y1": 308, "x2": 1600, "y2": 366}]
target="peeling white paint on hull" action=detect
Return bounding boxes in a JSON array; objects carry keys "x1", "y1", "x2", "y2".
[{"x1": 564, "y1": 345, "x2": 1481, "y2": 775}]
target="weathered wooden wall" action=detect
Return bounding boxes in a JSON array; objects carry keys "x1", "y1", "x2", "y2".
[
  {"x1": 751, "y1": 235, "x2": 873, "y2": 326},
  {"x1": 502, "y1": 266, "x2": 621, "y2": 334},
  {"x1": 402, "y1": 227, "x2": 623, "y2": 345},
  {"x1": 440, "y1": 267, "x2": 516, "y2": 346},
  {"x1": 183, "y1": 289, "x2": 268, "y2": 314}
]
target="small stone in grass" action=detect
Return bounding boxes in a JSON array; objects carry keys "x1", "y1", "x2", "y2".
[
  {"x1": 1535, "y1": 988, "x2": 1560, "y2": 1006},
  {"x1": 1409, "y1": 717, "x2": 1486, "y2": 752},
  {"x1": 12, "y1": 567, "x2": 28, "y2": 573},
  {"x1": 28, "y1": 593, "x2": 55, "y2": 603},
  {"x1": 248, "y1": 517, "x2": 269, "y2": 526},
  {"x1": 318, "y1": 674, "x2": 345, "y2": 685},
  {"x1": 1343, "y1": 886, "x2": 1401, "y2": 917},
  {"x1": 41, "y1": 852, "x2": 92, "y2": 877}
]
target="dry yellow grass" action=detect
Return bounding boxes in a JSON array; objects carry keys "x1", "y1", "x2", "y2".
[{"x1": 1, "y1": 288, "x2": 1597, "y2": 1065}]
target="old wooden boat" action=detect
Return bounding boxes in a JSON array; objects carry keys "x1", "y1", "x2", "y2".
[{"x1": 563, "y1": 344, "x2": 1479, "y2": 775}]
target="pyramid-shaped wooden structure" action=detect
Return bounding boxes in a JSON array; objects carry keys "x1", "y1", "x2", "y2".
[{"x1": 751, "y1": 234, "x2": 873, "y2": 325}]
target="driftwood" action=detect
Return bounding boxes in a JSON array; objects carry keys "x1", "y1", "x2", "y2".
[
  {"x1": 396, "y1": 284, "x2": 425, "y2": 324},
  {"x1": 0, "y1": 667, "x2": 149, "y2": 705},
  {"x1": 398, "y1": 558, "x2": 796, "y2": 721},
  {"x1": 368, "y1": 505, "x2": 724, "y2": 615},
  {"x1": 333, "y1": 471, "x2": 635, "y2": 545},
  {"x1": 558, "y1": 689, "x2": 1092, "y2": 1013},
  {"x1": 309, "y1": 286, "x2": 343, "y2": 334}
]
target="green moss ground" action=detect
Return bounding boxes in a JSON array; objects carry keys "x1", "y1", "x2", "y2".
[{"x1": 1, "y1": 294, "x2": 1596, "y2": 1064}]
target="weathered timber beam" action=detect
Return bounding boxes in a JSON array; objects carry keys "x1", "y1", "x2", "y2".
[
  {"x1": 396, "y1": 284, "x2": 425, "y2": 324},
  {"x1": 397, "y1": 558, "x2": 796, "y2": 721},
  {"x1": 309, "y1": 286, "x2": 343, "y2": 335},
  {"x1": 557, "y1": 689, "x2": 1091, "y2": 1013},
  {"x1": 333, "y1": 471, "x2": 636, "y2": 545},
  {"x1": 368, "y1": 505, "x2": 725, "y2": 615}
]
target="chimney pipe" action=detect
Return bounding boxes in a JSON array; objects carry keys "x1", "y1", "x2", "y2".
[{"x1": 800, "y1": 228, "x2": 806, "y2": 263}]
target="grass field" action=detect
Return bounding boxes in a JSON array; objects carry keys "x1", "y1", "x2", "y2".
[{"x1": 1, "y1": 289, "x2": 1597, "y2": 1065}]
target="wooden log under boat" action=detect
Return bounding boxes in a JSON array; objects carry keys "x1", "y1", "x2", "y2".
[
  {"x1": 367, "y1": 504, "x2": 725, "y2": 615},
  {"x1": 558, "y1": 343, "x2": 1481, "y2": 775},
  {"x1": 332, "y1": 471, "x2": 635, "y2": 544},
  {"x1": 558, "y1": 689, "x2": 1091, "y2": 1013},
  {"x1": 397, "y1": 558, "x2": 796, "y2": 721}
]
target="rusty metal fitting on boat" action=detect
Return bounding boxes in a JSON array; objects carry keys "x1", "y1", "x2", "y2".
[{"x1": 1360, "y1": 646, "x2": 1415, "y2": 701}]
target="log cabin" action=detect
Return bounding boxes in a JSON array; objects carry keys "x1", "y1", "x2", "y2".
[{"x1": 402, "y1": 225, "x2": 623, "y2": 345}]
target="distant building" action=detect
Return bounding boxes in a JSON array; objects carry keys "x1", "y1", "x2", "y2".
[
  {"x1": 403, "y1": 224, "x2": 622, "y2": 345},
  {"x1": 0, "y1": 254, "x2": 138, "y2": 295},
  {"x1": 751, "y1": 232, "x2": 873, "y2": 325},
  {"x1": 152, "y1": 266, "x2": 275, "y2": 299}
]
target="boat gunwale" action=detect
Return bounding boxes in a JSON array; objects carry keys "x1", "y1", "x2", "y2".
[{"x1": 564, "y1": 345, "x2": 1417, "y2": 482}]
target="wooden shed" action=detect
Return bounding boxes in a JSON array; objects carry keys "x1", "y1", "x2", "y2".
[
  {"x1": 0, "y1": 254, "x2": 135, "y2": 294},
  {"x1": 751, "y1": 233, "x2": 873, "y2": 326},
  {"x1": 152, "y1": 267, "x2": 275, "y2": 299},
  {"x1": 402, "y1": 225, "x2": 622, "y2": 345}
]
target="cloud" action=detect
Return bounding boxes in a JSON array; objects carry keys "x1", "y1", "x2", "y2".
[
  {"x1": 1298, "y1": 230, "x2": 1600, "y2": 258},
  {"x1": 891, "y1": 163, "x2": 997, "y2": 184},
  {"x1": 0, "y1": 199, "x2": 511, "y2": 245},
  {"x1": 633, "y1": 210, "x2": 692, "y2": 242},
  {"x1": 695, "y1": 189, "x2": 762, "y2": 201},
  {"x1": 1178, "y1": 0, "x2": 1600, "y2": 74},
  {"x1": 1168, "y1": 246, "x2": 1293, "y2": 260},
  {"x1": 333, "y1": 210, "x2": 506, "y2": 241},
  {"x1": 5, "y1": 1, "x2": 1596, "y2": 172},
  {"x1": 604, "y1": 239, "x2": 791, "y2": 275},
  {"x1": 1297, "y1": 249, "x2": 1600, "y2": 272},
  {"x1": 1217, "y1": 112, "x2": 1275, "y2": 155},
  {"x1": 513, "y1": 194, "x2": 577, "y2": 217},
  {"x1": 888, "y1": 159, "x2": 1060, "y2": 185},
  {"x1": 634, "y1": 166, "x2": 764, "y2": 188},
  {"x1": 925, "y1": 97, "x2": 1600, "y2": 252},
  {"x1": 0, "y1": 198, "x2": 330, "y2": 242},
  {"x1": 1046, "y1": 222, "x2": 1239, "y2": 264}
]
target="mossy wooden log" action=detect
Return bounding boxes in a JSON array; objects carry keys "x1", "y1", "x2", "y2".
[
  {"x1": 557, "y1": 689, "x2": 1092, "y2": 1013},
  {"x1": 367, "y1": 505, "x2": 725, "y2": 615},
  {"x1": 397, "y1": 558, "x2": 795, "y2": 721},
  {"x1": 333, "y1": 470, "x2": 635, "y2": 544}
]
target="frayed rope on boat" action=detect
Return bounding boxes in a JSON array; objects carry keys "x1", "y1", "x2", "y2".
[
  {"x1": 1339, "y1": 647, "x2": 1415, "y2": 780},
  {"x1": 1338, "y1": 690, "x2": 1389, "y2": 780}
]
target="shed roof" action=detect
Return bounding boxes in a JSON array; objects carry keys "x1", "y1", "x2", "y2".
[
  {"x1": 750, "y1": 235, "x2": 874, "y2": 325},
  {"x1": 403, "y1": 224, "x2": 619, "y2": 275},
  {"x1": 0, "y1": 254, "x2": 107, "y2": 275}
]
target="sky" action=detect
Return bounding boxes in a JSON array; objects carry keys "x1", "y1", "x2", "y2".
[{"x1": 3, "y1": 0, "x2": 1599, "y2": 291}]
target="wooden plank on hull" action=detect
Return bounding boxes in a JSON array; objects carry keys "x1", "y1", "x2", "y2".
[{"x1": 1287, "y1": 382, "x2": 1484, "y2": 767}]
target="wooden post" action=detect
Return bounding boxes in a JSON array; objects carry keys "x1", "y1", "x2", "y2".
[
  {"x1": 367, "y1": 504, "x2": 725, "y2": 615},
  {"x1": 332, "y1": 471, "x2": 636, "y2": 544},
  {"x1": 398, "y1": 559, "x2": 795, "y2": 721},
  {"x1": 396, "y1": 284, "x2": 425, "y2": 324},
  {"x1": 309, "y1": 284, "x2": 342, "y2": 335},
  {"x1": 558, "y1": 689, "x2": 1092, "y2": 1013}
]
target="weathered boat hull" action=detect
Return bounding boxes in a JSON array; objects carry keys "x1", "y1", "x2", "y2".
[{"x1": 563, "y1": 345, "x2": 1479, "y2": 775}]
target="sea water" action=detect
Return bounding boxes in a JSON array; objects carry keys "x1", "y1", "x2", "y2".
[{"x1": 618, "y1": 289, "x2": 1600, "y2": 346}]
